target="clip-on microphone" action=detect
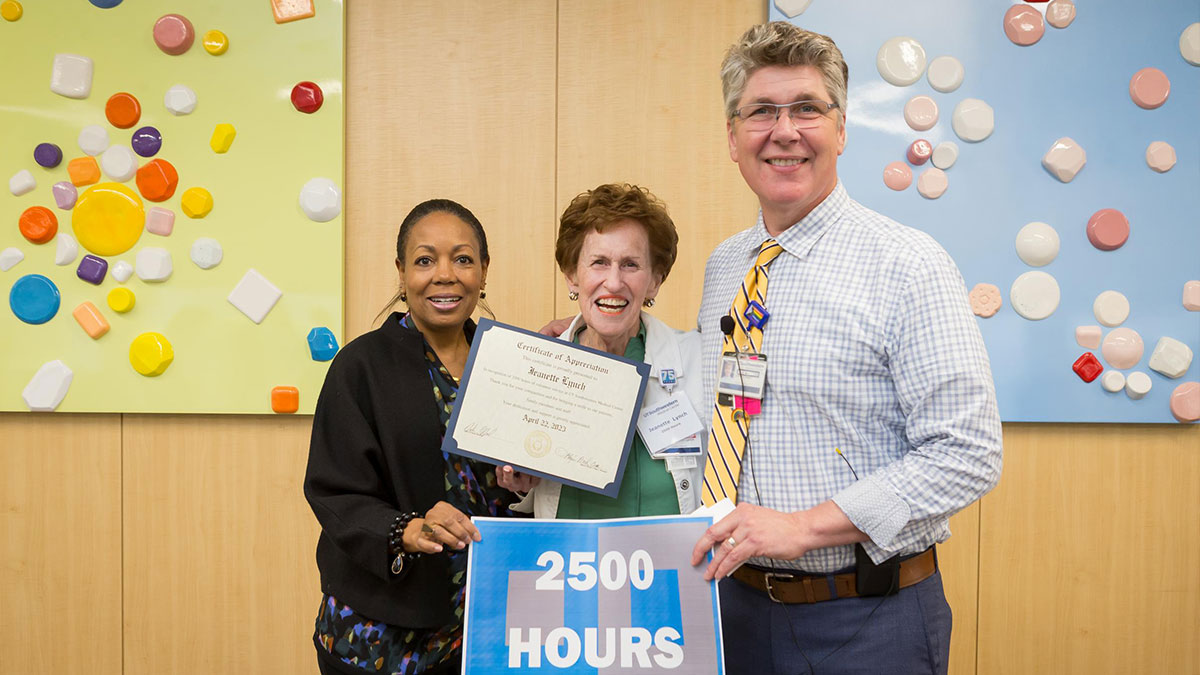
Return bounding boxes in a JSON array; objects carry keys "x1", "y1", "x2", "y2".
[
  {"x1": 719, "y1": 315, "x2": 749, "y2": 420},
  {"x1": 720, "y1": 314, "x2": 736, "y2": 339}
]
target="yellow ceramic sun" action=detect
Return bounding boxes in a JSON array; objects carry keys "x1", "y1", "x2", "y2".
[{"x1": 72, "y1": 182, "x2": 145, "y2": 256}]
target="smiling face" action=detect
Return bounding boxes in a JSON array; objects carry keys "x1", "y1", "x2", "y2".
[
  {"x1": 565, "y1": 220, "x2": 663, "y2": 352},
  {"x1": 728, "y1": 64, "x2": 846, "y2": 234},
  {"x1": 397, "y1": 211, "x2": 487, "y2": 336}
]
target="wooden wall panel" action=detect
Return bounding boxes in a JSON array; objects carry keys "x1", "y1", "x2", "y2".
[
  {"x1": 941, "y1": 504, "x2": 981, "y2": 675},
  {"x1": 555, "y1": 0, "x2": 763, "y2": 326},
  {"x1": 0, "y1": 413, "x2": 122, "y2": 675},
  {"x1": 345, "y1": 0, "x2": 559, "y2": 340},
  {"x1": 121, "y1": 415, "x2": 318, "y2": 674},
  {"x1": 978, "y1": 423, "x2": 1200, "y2": 675}
]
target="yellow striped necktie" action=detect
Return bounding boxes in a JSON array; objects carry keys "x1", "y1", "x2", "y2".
[{"x1": 702, "y1": 239, "x2": 784, "y2": 506}]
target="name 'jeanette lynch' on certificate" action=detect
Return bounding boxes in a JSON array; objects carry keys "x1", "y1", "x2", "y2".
[{"x1": 442, "y1": 319, "x2": 650, "y2": 498}]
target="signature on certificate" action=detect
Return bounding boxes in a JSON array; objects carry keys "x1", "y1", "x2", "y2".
[
  {"x1": 463, "y1": 422, "x2": 497, "y2": 438},
  {"x1": 556, "y1": 447, "x2": 605, "y2": 473}
]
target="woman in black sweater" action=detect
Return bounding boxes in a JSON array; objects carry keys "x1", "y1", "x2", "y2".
[{"x1": 304, "y1": 199, "x2": 521, "y2": 675}]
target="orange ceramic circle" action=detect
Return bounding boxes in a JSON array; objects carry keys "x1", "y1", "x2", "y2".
[
  {"x1": 105, "y1": 92, "x2": 142, "y2": 129},
  {"x1": 71, "y1": 182, "x2": 146, "y2": 256},
  {"x1": 19, "y1": 206, "x2": 59, "y2": 244},
  {"x1": 135, "y1": 158, "x2": 179, "y2": 202}
]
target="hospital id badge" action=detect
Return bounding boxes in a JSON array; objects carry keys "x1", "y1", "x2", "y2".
[{"x1": 716, "y1": 351, "x2": 767, "y2": 399}]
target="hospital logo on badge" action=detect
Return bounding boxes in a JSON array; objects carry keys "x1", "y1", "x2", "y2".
[{"x1": 524, "y1": 430, "x2": 552, "y2": 458}]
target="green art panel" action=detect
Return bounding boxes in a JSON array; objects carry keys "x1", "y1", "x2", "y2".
[{"x1": 0, "y1": 0, "x2": 343, "y2": 414}]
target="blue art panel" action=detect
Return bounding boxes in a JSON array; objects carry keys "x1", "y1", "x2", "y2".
[{"x1": 770, "y1": 1, "x2": 1199, "y2": 422}]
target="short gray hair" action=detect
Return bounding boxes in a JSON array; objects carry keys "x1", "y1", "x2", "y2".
[{"x1": 721, "y1": 22, "x2": 848, "y2": 125}]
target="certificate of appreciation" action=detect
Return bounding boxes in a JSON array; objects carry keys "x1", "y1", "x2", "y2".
[{"x1": 442, "y1": 318, "x2": 650, "y2": 497}]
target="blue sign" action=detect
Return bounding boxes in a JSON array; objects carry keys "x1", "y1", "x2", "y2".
[{"x1": 464, "y1": 516, "x2": 725, "y2": 673}]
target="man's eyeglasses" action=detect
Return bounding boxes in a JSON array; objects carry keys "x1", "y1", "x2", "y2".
[{"x1": 732, "y1": 99, "x2": 840, "y2": 131}]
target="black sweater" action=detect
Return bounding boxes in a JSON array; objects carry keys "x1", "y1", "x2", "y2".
[{"x1": 304, "y1": 313, "x2": 471, "y2": 627}]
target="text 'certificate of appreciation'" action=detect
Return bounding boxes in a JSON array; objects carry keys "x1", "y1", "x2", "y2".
[{"x1": 442, "y1": 318, "x2": 650, "y2": 497}]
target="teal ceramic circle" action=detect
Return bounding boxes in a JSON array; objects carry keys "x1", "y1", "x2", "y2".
[{"x1": 10, "y1": 274, "x2": 61, "y2": 324}]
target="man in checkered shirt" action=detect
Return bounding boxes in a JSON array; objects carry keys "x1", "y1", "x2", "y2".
[{"x1": 689, "y1": 22, "x2": 1002, "y2": 675}]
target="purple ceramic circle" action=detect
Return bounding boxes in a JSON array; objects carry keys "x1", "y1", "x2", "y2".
[
  {"x1": 77, "y1": 254, "x2": 109, "y2": 285},
  {"x1": 34, "y1": 143, "x2": 63, "y2": 168},
  {"x1": 131, "y1": 126, "x2": 163, "y2": 157}
]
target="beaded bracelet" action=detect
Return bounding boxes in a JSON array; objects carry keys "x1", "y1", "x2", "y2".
[{"x1": 388, "y1": 511, "x2": 421, "y2": 575}]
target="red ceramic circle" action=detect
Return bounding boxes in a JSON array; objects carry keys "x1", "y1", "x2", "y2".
[
  {"x1": 1003, "y1": 5, "x2": 1045, "y2": 46},
  {"x1": 907, "y1": 139, "x2": 932, "y2": 165},
  {"x1": 1086, "y1": 208, "x2": 1129, "y2": 251},
  {"x1": 291, "y1": 81, "x2": 324, "y2": 114},
  {"x1": 1129, "y1": 67, "x2": 1170, "y2": 109},
  {"x1": 153, "y1": 14, "x2": 195, "y2": 55}
]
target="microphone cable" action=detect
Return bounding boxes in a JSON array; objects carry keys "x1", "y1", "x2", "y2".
[
  {"x1": 721, "y1": 314, "x2": 817, "y2": 675},
  {"x1": 722, "y1": 317, "x2": 897, "y2": 674}
]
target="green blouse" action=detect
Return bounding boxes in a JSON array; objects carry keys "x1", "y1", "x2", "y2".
[{"x1": 555, "y1": 322, "x2": 680, "y2": 519}]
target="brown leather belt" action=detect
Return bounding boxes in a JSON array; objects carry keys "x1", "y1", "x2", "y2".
[{"x1": 729, "y1": 548, "x2": 936, "y2": 604}]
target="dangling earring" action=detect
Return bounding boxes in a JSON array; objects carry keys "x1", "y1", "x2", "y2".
[
  {"x1": 480, "y1": 290, "x2": 487, "y2": 299},
  {"x1": 568, "y1": 291, "x2": 579, "y2": 301},
  {"x1": 400, "y1": 291, "x2": 407, "y2": 303},
  {"x1": 643, "y1": 298, "x2": 655, "y2": 308}
]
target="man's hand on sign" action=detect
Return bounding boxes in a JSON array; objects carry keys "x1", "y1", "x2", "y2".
[{"x1": 690, "y1": 500, "x2": 867, "y2": 581}]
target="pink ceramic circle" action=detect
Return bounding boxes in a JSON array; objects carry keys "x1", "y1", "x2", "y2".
[
  {"x1": 1046, "y1": 0, "x2": 1076, "y2": 28},
  {"x1": 1129, "y1": 67, "x2": 1170, "y2": 109},
  {"x1": 883, "y1": 161, "x2": 912, "y2": 191},
  {"x1": 1101, "y1": 327, "x2": 1144, "y2": 370},
  {"x1": 904, "y1": 96, "x2": 939, "y2": 131},
  {"x1": 969, "y1": 283, "x2": 1003, "y2": 318},
  {"x1": 1086, "y1": 208, "x2": 1130, "y2": 251},
  {"x1": 154, "y1": 14, "x2": 195, "y2": 56},
  {"x1": 907, "y1": 139, "x2": 932, "y2": 165},
  {"x1": 1169, "y1": 382, "x2": 1200, "y2": 423},
  {"x1": 1003, "y1": 5, "x2": 1045, "y2": 46}
]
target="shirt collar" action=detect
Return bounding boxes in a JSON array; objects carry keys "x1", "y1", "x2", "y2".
[{"x1": 748, "y1": 180, "x2": 848, "y2": 260}]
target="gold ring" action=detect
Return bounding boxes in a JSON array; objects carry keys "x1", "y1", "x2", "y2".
[{"x1": 421, "y1": 523, "x2": 436, "y2": 535}]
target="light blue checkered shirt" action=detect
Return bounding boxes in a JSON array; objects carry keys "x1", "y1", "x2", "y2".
[{"x1": 698, "y1": 182, "x2": 1002, "y2": 573}]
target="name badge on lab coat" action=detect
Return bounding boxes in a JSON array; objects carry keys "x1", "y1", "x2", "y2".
[{"x1": 636, "y1": 391, "x2": 704, "y2": 456}]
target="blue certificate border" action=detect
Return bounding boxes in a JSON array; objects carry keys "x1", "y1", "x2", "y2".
[
  {"x1": 462, "y1": 515, "x2": 725, "y2": 674},
  {"x1": 442, "y1": 318, "x2": 651, "y2": 498}
]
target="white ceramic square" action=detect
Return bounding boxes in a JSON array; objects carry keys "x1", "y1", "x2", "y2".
[
  {"x1": 228, "y1": 269, "x2": 282, "y2": 324},
  {"x1": 50, "y1": 54, "x2": 94, "y2": 99}
]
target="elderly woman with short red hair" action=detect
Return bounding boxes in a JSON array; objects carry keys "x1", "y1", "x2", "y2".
[{"x1": 499, "y1": 183, "x2": 707, "y2": 518}]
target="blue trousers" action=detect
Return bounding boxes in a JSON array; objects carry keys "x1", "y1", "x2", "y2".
[{"x1": 718, "y1": 568, "x2": 951, "y2": 675}]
